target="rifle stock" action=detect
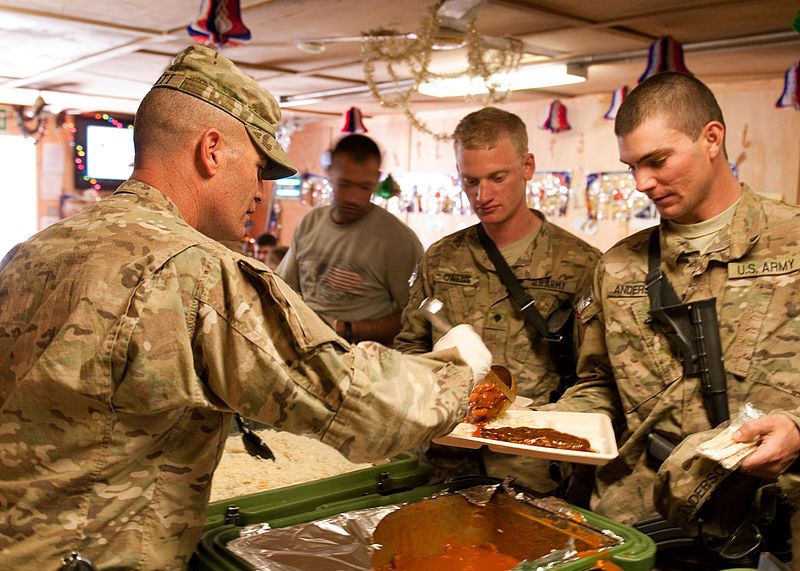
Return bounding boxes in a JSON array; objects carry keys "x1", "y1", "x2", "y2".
[{"x1": 649, "y1": 297, "x2": 729, "y2": 427}]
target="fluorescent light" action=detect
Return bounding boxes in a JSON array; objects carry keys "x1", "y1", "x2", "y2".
[
  {"x1": 0, "y1": 86, "x2": 140, "y2": 113},
  {"x1": 279, "y1": 97, "x2": 323, "y2": 108},
  {"x1": 418, "y1": 64, "x2": 587, "y2": 98}
]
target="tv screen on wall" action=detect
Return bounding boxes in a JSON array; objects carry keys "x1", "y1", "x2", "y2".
[{"x1": 72, "y1": 114, "x2": 135, "y2": 191}]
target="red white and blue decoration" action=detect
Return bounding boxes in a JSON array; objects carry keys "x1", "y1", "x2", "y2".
[
  {"x1": 187, "y1": 0, "x2": 251, "y2": 48},
  {"x1": 603, "y1": 85, "x2": 628, "y2": 121},
  {"x1": 539, "y1": 100, "x2": 571, "y2": 133},
  {"x1": 341, "y1": 107, "x2": 368, "y2": 133},
  {"x1": 776, "y1": 61, "x2": 800, "y2": 110},
  {"x1": 638, "y1": 36, "x2": 693, "y2": 83}
]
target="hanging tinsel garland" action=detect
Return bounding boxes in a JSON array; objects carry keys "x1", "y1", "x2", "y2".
[{"x1": 361, "y1": 4, "x2": 523, "y2": 141}]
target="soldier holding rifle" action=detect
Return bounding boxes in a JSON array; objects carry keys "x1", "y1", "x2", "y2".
[{"x1": 548, "y1": 72, "x2": 800, "y2": 567}]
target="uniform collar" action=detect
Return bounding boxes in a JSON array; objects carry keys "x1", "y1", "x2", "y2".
[
  {"x1": 662, "y1": 183, "x2": 761, "y2": 268},
  {"x1": 112, "y1": 179, "x2": 185, "y2": 219},
  {"x1": 467, "y1": 209, "x2": 553, "y2": 277}
]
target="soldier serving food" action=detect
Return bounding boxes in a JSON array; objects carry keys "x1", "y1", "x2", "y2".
[{"x1": 0, "y1": 45, "x2": 494, "y2": 569}]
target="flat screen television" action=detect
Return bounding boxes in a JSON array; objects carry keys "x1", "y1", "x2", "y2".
[{"x1": 72, "y1": 114, "x2": 135, "y2": 191}]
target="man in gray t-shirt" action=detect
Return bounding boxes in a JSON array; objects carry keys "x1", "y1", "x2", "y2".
[{"x1": 277, "y1": 134, "x2": 423, "y2": 346}]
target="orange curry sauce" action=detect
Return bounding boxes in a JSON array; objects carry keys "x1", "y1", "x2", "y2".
[
  {"x1": 380, "y1": 543, "x2": 520, "y2": 571},
  {"x1": 466, "y1": 382, "x2": 507, "y2": 424},
  {"x1": 475, "y1": 426, "x2": 595, "y2": 452}
]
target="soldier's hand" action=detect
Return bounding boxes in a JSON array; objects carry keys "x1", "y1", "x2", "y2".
[
  {"x1": 734, "y1": 414, "x2": 800, "y2": 478},
  {"x1": 432, "y1": 324, "x2": 492, "y2": 382}
]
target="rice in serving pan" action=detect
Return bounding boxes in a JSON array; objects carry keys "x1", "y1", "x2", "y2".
[{"x1": 210, "y1": 430, "x2": 372, "y2": 502}]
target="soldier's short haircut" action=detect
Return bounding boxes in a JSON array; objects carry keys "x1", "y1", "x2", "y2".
[
  {"x1": 615, "y1": 72, "x2": 726, "y2": 141},
  {"x1": 133, "y1": 88, "x2": 242, "y2": 167},
  {"x1": 452, "y1": 107, "x2": 528, "y2": 157},
  {"x1": 331, "y1": 134, "x2": 382, "y2": 166}
]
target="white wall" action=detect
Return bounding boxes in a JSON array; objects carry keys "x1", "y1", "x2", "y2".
[{"x1": 0, "y1": 135, "x2": 37, "y2": 259}]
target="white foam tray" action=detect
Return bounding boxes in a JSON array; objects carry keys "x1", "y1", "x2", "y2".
[{"x1": 433, "y1": 409, "x2": 618, "y2": 466}]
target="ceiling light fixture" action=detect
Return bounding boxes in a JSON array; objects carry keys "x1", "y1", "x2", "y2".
[
  {"x1": 418, "y1": 63, "x2": 587, "y2": 98},
  {"x1": 295, "y1": 41, "x2": 326, "y2": 55},
  {"x1": 278, "y1": 97, "x2": 323, "y2": 108}
]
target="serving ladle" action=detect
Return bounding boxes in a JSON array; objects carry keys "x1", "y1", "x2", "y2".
[{"x1": 419, "y1": 297, "x2": 516, "y2": 422}]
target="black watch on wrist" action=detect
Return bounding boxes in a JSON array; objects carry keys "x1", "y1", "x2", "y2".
[{"x1": 342, "y1": 320, "x2": 354, "y2": 343}]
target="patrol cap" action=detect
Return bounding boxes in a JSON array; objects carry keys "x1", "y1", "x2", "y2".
[
  {"x1": 153, "y1": 45, "x2": 296, "y2": 180},
  {"x1": 654, "y1": 429, "x2": 760, "y2": 538}
]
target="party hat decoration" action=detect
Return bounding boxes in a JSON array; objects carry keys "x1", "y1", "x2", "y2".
[
  {"x1": 341, "y1": 107, "x2": 368, "y2": 133},
  {"x1": 638, "y1": 36, "x2": 692, "y2": 83},
  {"x1": 539, "y1": 100, "x2": 571, "y2": 133},
  {"x1": 188, "y1": 0, "x2": 251, "y2": 47},
  {"x1": 604, "y1": 85, "x2": 629, "y2": 121},
  {"x1": 776, "y1": 61, "x2": 800, "y2": 110}
]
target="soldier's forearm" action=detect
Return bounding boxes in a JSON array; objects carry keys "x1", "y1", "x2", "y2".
[{"x1": 336, "y1": 311, "x2": 403, "y2": 347}]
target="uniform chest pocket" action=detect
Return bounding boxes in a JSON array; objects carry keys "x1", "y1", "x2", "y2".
[
  {"x1": 722, "y1": 276, "x2": 778, "y2": 379},
  {"x1": 605, "y1": 297, "x2": 682, "y2": 417},
  {"x1": 433, "y1": 272, "x2": 480, "y2": 321}
]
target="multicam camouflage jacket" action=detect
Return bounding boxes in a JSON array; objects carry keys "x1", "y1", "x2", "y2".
[
  {"x1": 0, "y1": 181, "x2": 474, "y2": 570},
  {"x1": 396, "y1": 212, "x2": 601, "y2": 403},
  {"x1": 554, "y1": 185, "x2": 800, "y2": 530},
  {"x1": 394, "y1": 213, "x2": 600, "y2": 491}
]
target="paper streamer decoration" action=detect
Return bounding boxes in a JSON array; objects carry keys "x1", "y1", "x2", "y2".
[
  {"x1": 604, "y1": 85, "x2": 628, "y2": 121},
  {"x1": 341, "y1": 107, "x2": 368, "y2": 133},
  {"x1": 539, "y1": 100, "x2": 571, "y2": 133},
  {"x1": 638, "y1": 36, "x2": 692, "y2": 83},
  {"x1": 776, "y1": 61, "x2": 800, "y2": 110},
  {"x1": 188, "y1": 0, "x2": 251, "y2": 47}
]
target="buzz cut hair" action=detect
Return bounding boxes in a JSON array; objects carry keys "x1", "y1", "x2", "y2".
[
  {"x1": 331, "y1": 134, "x2": 382, "y2": 166},
  {"x1": 452, "y1": 107, "x2": 528, "y2": 158},
  {"x1": 614, "y1": 72, "x2": 726, "y2": 141}
]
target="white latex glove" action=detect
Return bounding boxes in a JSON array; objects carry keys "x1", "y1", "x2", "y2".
[{"x1": 432, "y1": 324, "x2": 492, "y2": 383}]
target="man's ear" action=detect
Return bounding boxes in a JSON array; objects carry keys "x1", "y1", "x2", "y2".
[
  {"x1": 702, "y1": 121, "x2": 726, "y2": 161},
  {"x1": 522, "y1": 152, "x2": 535, "y2": 180},
  {"x1": 198, "y1": 128, "x2": 223, "y2": 178}
]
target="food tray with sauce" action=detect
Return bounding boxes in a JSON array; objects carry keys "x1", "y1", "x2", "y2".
[
  {"x1": 433, "y1": 410, "x2": 618, "y2": 466},
  {"x1": 192, "y1": 471, "x2": 655, "y2": 571}
]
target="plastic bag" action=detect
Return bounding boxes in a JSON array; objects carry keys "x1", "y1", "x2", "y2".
[{"x1": 696, "y1": 402, "x2": 764, "y2": 469}]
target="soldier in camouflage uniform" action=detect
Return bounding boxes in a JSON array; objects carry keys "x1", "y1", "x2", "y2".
[
  {"x1": 395, "y1": 107, "x2": 601, "y2": 494},
  {"x1": 549, "y1": 72, "x2": 800, "y2": 565},
  {"x1": 0, "y1": 45, "x2": 492, "y2": 569}
]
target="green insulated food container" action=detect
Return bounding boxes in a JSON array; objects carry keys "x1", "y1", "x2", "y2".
[{"x1": 191, "y1": 454, "x2": 655, "y2": 570}]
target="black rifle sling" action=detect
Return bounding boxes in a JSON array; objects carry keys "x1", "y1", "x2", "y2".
[
  {"x1": 645, "y1": 228, "x2": 681, "y2": 309},
  {"x1": 641, "y1": 230, "x2": 788, "y2": 566},
  {"x1": 476, "y1": 224, "x2": 562, "y2": 342},
  {"x1": 645, "y1": 227, "x2": 729, "y2": 427},
  {"x1": 476, "y1": 224, "x2": 578, "y2": 404}
]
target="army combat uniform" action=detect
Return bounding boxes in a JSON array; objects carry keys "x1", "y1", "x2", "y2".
[
  {"x1": 395, "y1": 211, "x2": 601, "y2": 491},
  {"x1": 0, "y1": 181, "x2": 475, "y2": 569},
  {"x1": 553, "y1": 185, "x2": 800, "y2": 552}
]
